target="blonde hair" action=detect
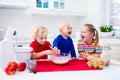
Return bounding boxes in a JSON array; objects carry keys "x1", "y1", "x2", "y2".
[
  {"x1": 84, "y1": 24, "x2": 99, "y2": 47},
  {"x1": 32, "y1": 25, "x2": 48, "y2": 38},
  {"x1": 58, "y1": 21, "x2": 71, "y2": 34}
]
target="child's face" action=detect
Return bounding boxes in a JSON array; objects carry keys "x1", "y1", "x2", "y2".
[
  {"x1": 36, "y1": 34, "x2": 47, "y2": 45},
  {"x1": 80, "y1": 26, "x2": 94, "y2": 42},
  {"x1": 62, "y1": 25, "x2": 72, "y2": 37}
]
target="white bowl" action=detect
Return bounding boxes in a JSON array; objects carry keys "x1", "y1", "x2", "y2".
[
  {"x1": 51, "y1": 53, "x2": 70, "y2": 65},
  {"x1": 14, "y1": 47, "x2": 33, "y2": 62},
  {"x1": 100, "y1": 31, "x2": 114, "y2": 38}
]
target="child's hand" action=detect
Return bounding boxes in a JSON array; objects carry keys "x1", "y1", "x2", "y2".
[
  {"x1": 79, "y1": 52, "x2": 85, "y2": 58},
  {"x1": 79, "y1": 51, "x2": 89, "y2": 59},
  {"x1": 83, "y1": 51, "x2": 89, "y2": 57},
  {"x1": 52, "y1": 47, "x2": 60, "y2": 55}
]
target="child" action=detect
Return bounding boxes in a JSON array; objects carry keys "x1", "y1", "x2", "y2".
[
  {"x1": 30, "y1": 25, "x2": 59, "y2": 60},
  {"x1": 77, "y1": 23, "x2": 102, "y2": 60},
  {"x1": 53, "y1": 22, "x2": 76, "y2": 59}
]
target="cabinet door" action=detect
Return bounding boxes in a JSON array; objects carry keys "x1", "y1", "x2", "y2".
[
  {"x1": 65, "y1": 0, "x2": 87, "y2": 14},
  {"x1": 111, "y1": 45, "x2": 120, "y2": 54},
  {"x1": 32, "y1": 0, "x2": 65, "y2": 10},
  {"x1": 28, "y1": 0, "x2": 88, "y2": 16}
]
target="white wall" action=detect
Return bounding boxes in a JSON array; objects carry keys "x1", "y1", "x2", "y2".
[
  {"x1": 0, "y1": 14, "x2": 80, "y2": 40},
  {"x1": 0, "y1": 0, "x2": 107, "y2": 41},
  {"x1": 80, "y1": 0, "x2": 107, "y2": 28}
]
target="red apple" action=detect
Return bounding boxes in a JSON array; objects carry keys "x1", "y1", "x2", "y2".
[
  {"x1": 8, "y1": 61, "x2": 18, "y2": 69},
  {"x1": 5, "y1": 63, "x2": 16, "y2": 75},
  {"x1": 18, "y1": 62, "x2": 26, "y2": 71}
]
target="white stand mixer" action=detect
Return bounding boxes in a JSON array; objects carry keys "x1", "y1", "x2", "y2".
[{"x1": 0, "y1": 27, "x2": 16, "y2": 70}]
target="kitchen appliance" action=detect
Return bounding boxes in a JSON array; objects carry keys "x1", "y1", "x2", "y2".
[
  {"x1": 0, "y1": 27, "x2": 32, "y2": 70},
  {"x1": 0, "y1": 27, "x2": 16, "y2": 70}
]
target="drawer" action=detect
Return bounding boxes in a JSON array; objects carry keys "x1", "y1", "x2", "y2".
[
  {"x1": 111, "y1": 46, "x2": 120, "y2": 54},
  {"x1": 111, "y1": 54, "x2": 120, "y2": 59}
]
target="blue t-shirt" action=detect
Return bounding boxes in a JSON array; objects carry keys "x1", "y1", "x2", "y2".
[{"x1": 53, "y1": 35, "x2": 76, "y2": 58}]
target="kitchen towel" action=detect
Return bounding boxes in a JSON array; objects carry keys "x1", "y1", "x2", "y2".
[{"x1": 36, "y1": 59, "x2": 102, "y2": 72}]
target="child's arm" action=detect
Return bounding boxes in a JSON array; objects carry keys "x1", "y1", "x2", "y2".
[
  {"x1": 52, "y1": 47, "x2": 60, "y2": 54},
  {"x1": 31, "y1": 50, "x2": 53, "y2": 59},
  {"x1": 88, "y1": 53, "x2": 100, "y2": 58},
  {"x1": 31, "y1": 47, "x2": 60, "y2": 59},
  {"x1": 86, "y1": 45, "x2": 101, "y2": 60},
  {"x1": 79, "y1": 51, "x2": 100, "y2": 59},
  {"x1": 86, "y1": 53, "x2": 100, "y2": 60},
  {"x1": 78, "y1": 51, "x2": 87, "y2": 58}
]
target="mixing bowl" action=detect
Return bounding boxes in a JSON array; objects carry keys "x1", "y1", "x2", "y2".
[{"x1": 51, "y1": 53, "x2": 70, "y2": 65}]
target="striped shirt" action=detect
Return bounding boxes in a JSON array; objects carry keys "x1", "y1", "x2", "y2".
[{"x1": 78, "y1": 39, "x2": 102, "y2": 54}]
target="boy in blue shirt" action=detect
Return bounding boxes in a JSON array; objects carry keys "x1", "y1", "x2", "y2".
[{"x1": 53, "y1": 22, "x2": 76, "y2": 59}]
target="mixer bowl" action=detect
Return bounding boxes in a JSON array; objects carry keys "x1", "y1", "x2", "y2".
[{"x1": 51, "y1": 53, "x2": 70, "y2": 65}]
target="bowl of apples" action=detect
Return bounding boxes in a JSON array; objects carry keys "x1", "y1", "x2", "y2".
[{"x1": 51, "y1": 53, "x2": 71, "y2": 65}]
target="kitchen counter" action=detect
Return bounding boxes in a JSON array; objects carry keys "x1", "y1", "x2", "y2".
[
  {"x1": 100, "y1": 37, "x2": 120, "y2": 46},
  {"x1": 0, "y1": 59, "x2": 120, "y2": 80}
]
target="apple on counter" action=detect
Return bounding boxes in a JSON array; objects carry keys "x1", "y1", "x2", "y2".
[
  {"x1": 5, "y1": 61, "x2": 18, "y2": 75},
  {"x1": 9, "y1": 61, "x2": 18, "y2": 69},
  {"x1": 5, "y1": 61, "x2": 27, "y2": 75},
  {"x1": 18, "y1": 62, "x2": 26, "y2": 71}
]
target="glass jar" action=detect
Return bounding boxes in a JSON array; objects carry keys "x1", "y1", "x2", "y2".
[
  {"x1": 101, "y1": 45, "x2": 112, "y2": 61},
  {"x1": 26, "y1": 59, "x2": 36, "y2": 73}
]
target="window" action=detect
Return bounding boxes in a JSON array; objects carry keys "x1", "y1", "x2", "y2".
[
  {"x1": 110, "y1": 0, "x2": 120, "y2": 29},
  {"x1": 54, "y1": 0, "x2": 65, "y2": 10},
  {"x1": 36, "y1": 0, "x2": 49, "y2": 8},
  {"x1": 36, "y1": 0, "x2": 65, "y2": 10}
]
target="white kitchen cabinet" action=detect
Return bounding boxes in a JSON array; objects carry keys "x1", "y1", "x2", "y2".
[
  {"x1": 111, "y1": 45, "x2": 120, "y2": 53},
  {"x1": 29, "y1": 0, "x2": 88, "y2": 16},
  {"x1": 110, "y1": 45, "x2": 120, "y2": 62},
  {"x1": 100, "y1": 38, "x2": 120, "y2": 62},
  {"x1": 65, "y1": 0, "x2": 88, "y2": 16},
  {"x1": 0, "y1": 0, "x2": 29, "y2": 9},
  {"x1": 0, "y1": 0, "x2": 29, "y2": 15}
]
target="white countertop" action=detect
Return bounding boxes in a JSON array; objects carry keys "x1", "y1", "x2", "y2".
[
  {"x1": 100, "y1": 37, "x2": 120, "y2": 46},
  {"x1": 1, "y1": 59, "x2": 120, "y2": 80}
]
